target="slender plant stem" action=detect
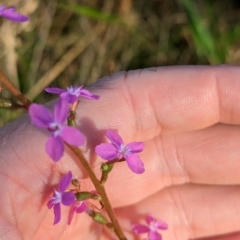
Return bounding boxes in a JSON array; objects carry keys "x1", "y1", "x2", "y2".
[
  {"x1": 68, "y1": 100, "x2": 79, "y2": 126},
  {"x1": 66, "y1": 143, "x2": 127, "y2": 240},
  {"x1": 0, "y1": 71, "x2": 31, "y2": 108},
  {"x1": 71, "y1": 100, "x2": 79, "y2": 112}
]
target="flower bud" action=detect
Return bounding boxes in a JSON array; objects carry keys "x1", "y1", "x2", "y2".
[
  {"x1": 101, "y1": 162, "x2": 114, "y2": 173},
  {"x1": 71, "y1": 178, "x2": 80, "y2": 187},
  {"x1": 90, "y1": 211, "x2": 108, "y2": 225},
  {"x1": 0, "y1": 98, "x2": 12, "y2": 108},
  {"x1": 91, "y1": 193, "x2": 102, "y2": 201},
  {"x1": 100, "y1": 162, "x2": 114, "y2": 185},
  {"x1": 75, "y1": 191, "x2": 93, "y2": 201}
]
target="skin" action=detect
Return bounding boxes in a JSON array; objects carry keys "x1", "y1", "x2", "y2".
[{"x1": 0, "y1": 65, "x2": 240, "y2": 240}]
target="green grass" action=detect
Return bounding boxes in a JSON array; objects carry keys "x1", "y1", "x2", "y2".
[{"x1": 60, "y1": 3, "x2": 121, "y2": 24}]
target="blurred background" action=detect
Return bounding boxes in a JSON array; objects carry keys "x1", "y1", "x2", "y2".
[{"x1": 1, "y1": 0, "x2": 240, "y2": 125}]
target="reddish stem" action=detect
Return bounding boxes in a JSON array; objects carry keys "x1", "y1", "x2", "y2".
[
  {"x1": 0, "y1": 71, "x2": 31, "y2": 108},
  {"x1": 66, "y1": 143, "x2": 128, "y2": 240}
]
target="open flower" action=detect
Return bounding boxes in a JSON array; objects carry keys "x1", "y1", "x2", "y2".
[
  {"x1": 45, "y1": 86, "x2": 100, "y2": 103},
  {"x1": 68, "y1": 200, "x2": 88, "y2": 225},
  {"x1": 132, "y1": 215, "x2": 168, "y2": 240},
  {"x1": 47, "y1": 171, "x2": 76, "y2": 225},
  {"x1": 29, "y1": 98, "x2": 85, "y2": 161},
  {"x1": 0, "y1": 5, "x2": 29, "y2": 22},
  {"x1": 95, "y1": 130, "x2": 145, "y2": 174}
]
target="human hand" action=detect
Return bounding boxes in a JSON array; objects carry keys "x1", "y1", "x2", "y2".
[{"x1": 0, "y1": 66, "x2": 240, "y2": 240}]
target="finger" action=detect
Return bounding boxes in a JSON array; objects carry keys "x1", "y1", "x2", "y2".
[
  {"x1": 169, "y1": 123, "x2": 240, "y2": 185},
  {"x1": 88, "y1": 124, "x2": 240, "y2": 207},
  {"x1": 195, "y1": 232, "x2": 240, "y2": 240},
  {"x1": 113, "y1": 184, "x2": 240, "y2": 240},
  {"x1": 78, "y1": 65, "x2": 240, "y2": 139}
]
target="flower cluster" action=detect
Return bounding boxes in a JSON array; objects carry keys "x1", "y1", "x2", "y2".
[
  {"x1": 0, "y1": 5, "x2": 29, "y2": 22},
  {"x1": 29, "y1": 84, "x2": 148, "y2": 224},
  {"x1": 2, "y1": 5, "x2": 168, "y2": 239},
  {"x1": 28, "y1": 80, "x2": 170, "y2": 240},
  {"x1": 27, "y1": 83, "x2": 168, "y2": 238}
]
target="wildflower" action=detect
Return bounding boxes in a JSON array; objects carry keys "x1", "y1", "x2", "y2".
[
  {"x1": 68, "y1": 200, "x2": 88, "y2": 225},
  {"x1": 45, "y1": 86, "x2": 100, "y2": 103},
  {"x1": 47, "y1": 171, "x2": 75, "y2": 225},
  {"x1": 0, "y1": 5, "x2": 29, "y2": 22},
  {"x1": 95, "y1": 130, "x2": 145, "y2": 174},
  {"x1": 29, "y1": 98, "x2": 85, "y2": 161},
  {"x1": 132, "y1": 215, "x2": 168, "y2": 240}
]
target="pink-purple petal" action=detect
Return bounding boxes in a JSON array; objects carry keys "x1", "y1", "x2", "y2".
[
  {"x1": 61, "y1": 93, "x2": 78, "y2": 103},
  {"x1": 61, "y1": 192, "x2": 75, "y2": 206},
  {"x1": 79, "y1": 89, "x2": 100, "y2": 100},
  {"x1": 132, "y1": 224, "x2": 150, "y2": 234},
  {"x1": 126, "y1": 142, "x2": 144, "y2": 154},
  {"x1": 145, "y1": 215, "x2": 168, "y2": 230},
  {"x1": 68, "y1": 205, "x2": 77, "y2": 225},
  {"x1": 95, "y1": 143, "x2": 119, "y2": 160},
  {"x1": 47, "y1": 198, "x2": 54, "y2": 209},
  {"x1": 68, "y1": 201, "x2": 88, "y2": 225},
  {"x1": 0, "y1": 6, "x2": 29, "y2": 22},
  {"x1": 54, "y1": 99, "x2": 69, "y2": 124},
  {"x1": 53, "y1": 203, "x2": 61, "y2": 225},
  {"x1": 60, "y1": 126, "x2": 85, "y2": 146},
  {"x1": 75, "y1": 201, "x2": 88, "y2": 213},
  {"x1": 45, "y1": 87, "x2": 65, "y2": 94},
  {"x1": 59, "y1": 171, "x2": 72, "y2": 192},
  {"x1": 74, "y1": 85, "x2": 83, "y2": 94},
  {"x1": 155, "y1": 220, "x2": 168, "y2": 230},
  {"x1": 29, "y1": 104, "x2": 53, "y2": 128},
  {"x1": 146, "y1": 215, "x2": 155, "y2": 225},
  {"x1": 148, "y1": 231, "x2": 162, "y2": 240},
  {"x1": 106, "y1": 130, "x2": 124, "y2": 147},
  {"x1": 46, "y1": 136, "x2": 64, "y2": 161},
  {"x1": 126, "y1": 154, "x2": 145, "y2": 174}
]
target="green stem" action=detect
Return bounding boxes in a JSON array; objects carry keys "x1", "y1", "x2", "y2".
[{"x1": 65, "y1": 143, "x2": 127, "y2": 240}]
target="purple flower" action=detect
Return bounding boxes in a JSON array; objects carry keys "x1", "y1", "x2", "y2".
[
  {"x1": 132, "y1": 215, "x2": 168, "y2": 240},
  {"x1": 95, "y1": 130, "x2": 145, "y2": 174},
  {"x1": 45, "y1": 86, "x2": 100, "y2": 103},
  {"x1": 68, "y1": 200, "x2": 88, "y2": 225},
  {"x1": 29, "y1": 98, "x2": 85, "y2": 161},
  {"x1": 0, "y1": 5, "x2": 29, "y2": 22},
  {"x1": 47, "y1": 171, "x2": 76, "y2": 225}
]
